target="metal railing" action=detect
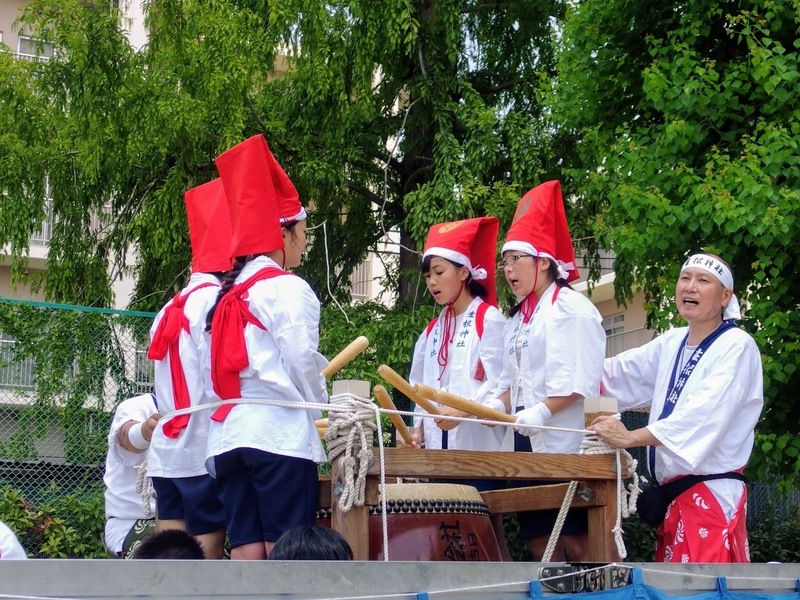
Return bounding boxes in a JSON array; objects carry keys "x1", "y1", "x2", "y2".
[{"x1": 605, "y1": 327, "x2": 654, "y2": 357}]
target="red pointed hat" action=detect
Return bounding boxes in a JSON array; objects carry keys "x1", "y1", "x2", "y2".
[
  {"x1": 502, "y1": 180, "x2": 579, "y2": 283},
  {"x1": 215, "y1": 134, "x2": 306, "y2": 257},
  {"x1": 184, "y1": 178, "x2": 233, "y2": 273},
  {"x1": 423, "y1": 216, "x2": 499, "y2": 306}
]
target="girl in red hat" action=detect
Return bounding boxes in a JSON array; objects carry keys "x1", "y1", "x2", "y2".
[
  {"x1": 146, "y1": 179, "x2": 231, "y2": 559},
  {"x1": 406, "y1": 216, "x2": 513, "y2": 557},
  {"x1": 407, "y1": 216, "x2": 511, "y2": 456},
  {"x1": 204, "y1": 135, "x2": 328, "y2": 560},
  {"x1": 493, "y1": 180, "x2": 606, "y2": 561}
]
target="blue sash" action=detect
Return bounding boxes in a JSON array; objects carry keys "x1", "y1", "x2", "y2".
[{"x1": 648, "y1": 320, "x2": 737, "y2": 481}]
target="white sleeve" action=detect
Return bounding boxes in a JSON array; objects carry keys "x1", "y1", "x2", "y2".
[
  {"x1": 602, "y1": 331, "x2": 673, "y2": 411},
  {"x1": 543, "y1": 305, "x2": 605, "y2": 400},
  {"x1": 489, "y1": 317, "x2": 514, "y2": 400},
  {"x1": 108, "y1": 397, "x2": 153, "y2": 468},
  {"x1": 409, "y1": 330, "x2": 427, "y2": 429},
  {"x1": 0, "y1": 521, "x2": 27, "y2": 559},
  {"x1": 269, "y1": 279, "x2": 329, "y2": 405}
]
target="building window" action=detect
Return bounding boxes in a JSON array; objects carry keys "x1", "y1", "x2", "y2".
[
  {"x1": 603, "y1": 314, "x2": 625, "y2": 358},
  {"x1": 17, "y1": 36, "x2": 55, "y2": 62},
  {"x1": 134, "y1": 344, "x2": 153, "y2": 394},
  {"x1": 349, "y1": 260, "x2": 372, "y2": 301},
  {"x1": 30, "y1": 184, "x2": 54, "y2": 246},
  {"x1": 0, "y1": 334, "x2": 36, "y2": 390}
]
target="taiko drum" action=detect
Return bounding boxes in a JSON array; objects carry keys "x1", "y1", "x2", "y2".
[{"x1": 317, "y1": 483, "x2": 502, "y2": 561}]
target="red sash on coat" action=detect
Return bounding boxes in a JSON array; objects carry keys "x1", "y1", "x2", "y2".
[
  {"x1": 210, "y1": 267, "x2": 292, "y2": 422},
  {"x1": 147, "y1": 282, "x2": 217, "y2": 438}
]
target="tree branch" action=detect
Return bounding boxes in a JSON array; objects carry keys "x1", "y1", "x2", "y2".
[
  {"x1": 475, "y1": 79, "x2": 517, "y2": 94},
  {"x1": 244, "y1": 95, "x2": 268, "y2": 133}
]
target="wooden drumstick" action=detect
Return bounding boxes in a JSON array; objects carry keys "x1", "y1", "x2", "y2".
[
  {"x1": 433, "y1": 389, "x2": 515, "y2": 423},
  {"x1": 322, "y1": 336, "x2": 370, "y2": 379},
  {"x1": 377, "y1": 364, "x2": 441, "y2": 415},
  {"x1": 413, "y1": 383, "x2": 437, "y2": 401},
  {"x1": 373, "y1": 385, "x2": 413, "y2": 445}
]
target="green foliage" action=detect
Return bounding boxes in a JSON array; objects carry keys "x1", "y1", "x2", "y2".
[
  {"x1": 0, "y1": 300, "x2": 152, "y2": 463},
  {"x1": 556, "y1": 0, "x2": 800, "y2": 491},
  {"x1": 748, "y1": 503, "x2": 800, "y2": 563},
  {"x1": 0, "y1": 0, "x2": 562, "y2": 311},
  {"x1": 319, "y1": 300, "x2": 432, "y2": 438},
  {"x1": 0, "y1": 483, "x2": 106, "y2": 558}
]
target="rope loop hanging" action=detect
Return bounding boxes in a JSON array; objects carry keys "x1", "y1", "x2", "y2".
[{"x1": 325, "y1": 392, "x2": 378, "y2": 512}]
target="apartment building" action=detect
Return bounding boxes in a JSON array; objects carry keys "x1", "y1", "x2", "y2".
[{"x1": 573, "y1": 251, "x2": 654, "y2": 358}]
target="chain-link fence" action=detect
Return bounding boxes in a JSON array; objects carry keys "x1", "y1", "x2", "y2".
[{"x1": 0, "y1": 298, "x2": 155, "y2": 557}]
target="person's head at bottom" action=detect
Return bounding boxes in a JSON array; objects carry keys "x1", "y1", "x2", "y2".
[
  {"x1": 268, "y1": 524, "x2": 353, "y2": 561},
  {"x1": 133, "y1": 529, "x2": 205, "y2": 560}
]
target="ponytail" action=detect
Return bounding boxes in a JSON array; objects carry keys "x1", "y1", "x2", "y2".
[{"x1": 205, "y1": 256, "x2": 248, "y2": 331}]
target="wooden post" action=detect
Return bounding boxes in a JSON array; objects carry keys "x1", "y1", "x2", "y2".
[
  {"x1": 584, "y1": 396, "x2": 622, "y2": 562},
  {"x1": 584, "y1": 396, "x2": 618, "y2": 428},
  {"x1": 328, "y1": 379, "x2": 373, "y2": 560},
  {"x1": 586, "y1": 479, "x2": 621, "y2": 562},
  {"x1": 330, "y1": 459, "x2": 371, "y2": 560}
]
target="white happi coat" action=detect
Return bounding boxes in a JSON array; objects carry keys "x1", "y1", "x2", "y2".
[
  {"x1": 147, "y1": 272, "x2": 219, "y2": 479},
  {"x1": 0, "y1": 521, "x2": 27, "y2": 559},
  {"x1": 409, "y1": 297, "x2": 511, "y2": 451},
  {"x1": 495, "y1": 283, "x2": 606, "y2": 453},
  {"x1": 205, "y1": 256, "x2": 328, "y2": 474},
  {"x1": 602, "y1": 325, "x2": 763, "y2": 518},
  {"x1": 103, "y1": 393, "x2": 157, "y2": 554}
]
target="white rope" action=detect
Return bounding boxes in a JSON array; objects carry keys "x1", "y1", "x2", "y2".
[
  {"x1": 324, "y1": 392, "x2": 391, "y2": 561},
  {"x1": 325, "y1": 394, "x2": 378, "y2": 511},
  {"x1": 540, "y1": 432, "x2": 638, "y2": 561},
  {"x1": 133, "y1": 458, "x2": 156, "y2": 518}
]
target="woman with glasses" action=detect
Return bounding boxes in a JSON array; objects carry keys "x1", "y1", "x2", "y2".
[{"x1": 490, "y1": 180, "x2": 606, "y2": 561}]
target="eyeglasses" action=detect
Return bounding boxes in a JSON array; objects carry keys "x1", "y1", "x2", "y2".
[{"x1": 498, "y1": 254, "x2": 533, "y2": 269}]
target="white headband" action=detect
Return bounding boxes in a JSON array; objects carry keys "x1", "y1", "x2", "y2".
[
  {"x1": 423, "y1": 247, "x2": 488, "y2": 280},
  {"x1": 280, "y1": 206, "x2": 307, "y2": 225},
  {"x1": 501, "y1": 241, "x2": 573, "y2": 281},
  {"x1": 681, "y1": 254, "x2": 741, "y2": 320}
]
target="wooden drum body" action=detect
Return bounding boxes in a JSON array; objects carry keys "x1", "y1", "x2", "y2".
[{"x1": 319, "y1": 483, "x2": 502, "y2": 561}]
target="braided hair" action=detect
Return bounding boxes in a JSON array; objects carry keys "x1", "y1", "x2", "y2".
[
  {"x1": 205, "y1": 256, "x2": 250, "y2": 331},
  {"x1": 204, "y1": 221, "x2": 302, "y2": 331}
]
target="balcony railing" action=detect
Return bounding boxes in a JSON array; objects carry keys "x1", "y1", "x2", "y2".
[
  {"x1": 573, "y1": 250, "x2": 615, "y2": 284},
  {"x1": 13, "y1": 52, "x2": 50, "y2": 63},
  {"x1": 605, "y1": 327, "x2": 654, "y2": 358},
  {"x1": 0, "y1": 337, "x2": 36, "y2": 390}
]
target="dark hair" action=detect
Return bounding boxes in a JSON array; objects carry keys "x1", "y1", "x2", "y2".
[
  {"x1": 205, "y1": 256, "x2": 249, "y2": 331},
  {"x1": 132, "y1": 529, "x2": 205, "y2": 560},
  {"x1": 204, "y1": 221, "x2": 302, "y2": 331},
  {"x1": 508, "y1": 258, "x2": 572, "y2": 318},
  {"x1": 268, "y1": 524, "x2": 353, "y2": 561},
  {"x1": 421, "y1": 255, "x2": 488, "y2": 300}
]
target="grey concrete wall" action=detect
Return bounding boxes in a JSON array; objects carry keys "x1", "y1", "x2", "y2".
[{"x1": 0, "y1": 561, "x2": 797, "y2": 599}]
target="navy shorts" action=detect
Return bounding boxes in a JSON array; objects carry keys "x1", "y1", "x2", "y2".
[
  {"x1": 512, "y1": 431, "x2": 588, "y2": 539},
  {"x1": 151, "y1": 474, "x2": 225, "y2": 536},
  {"x1": 213, "y1": 448, "x2": 319, "y2": 549}
]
